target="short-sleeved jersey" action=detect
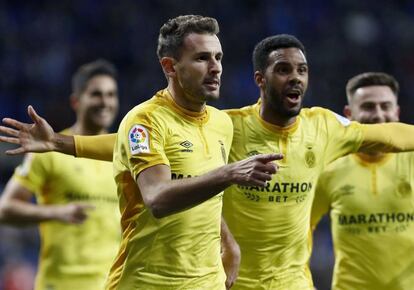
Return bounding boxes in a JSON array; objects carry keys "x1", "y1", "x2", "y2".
[
  {"x1": 13, "y1": 129, "x2": 121, "y2": 290},
  {"x1": 107, "y1": 89, "x2": 233, "y2": 290},
  {"x1": 312, "y1": 152, "x2": 414, "y2": 290},
  {"x1": 223, "y1": 102, "x2": 364, "y2": 290}
]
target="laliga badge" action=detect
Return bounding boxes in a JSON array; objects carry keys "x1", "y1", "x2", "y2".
[
  {"x1": 396, "y1": 178, "x2": 412, "y2": 198},
  {"x1": 129, "y1": 125, "x2": 150, "y2": 154}
]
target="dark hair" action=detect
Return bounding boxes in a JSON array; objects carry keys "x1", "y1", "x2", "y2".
[
  {"x1": 71, "y1": 59, "x2": 117, "y2": 95},
  {"x1": 157, "y1": 15, "x2": 219, "y2": 59},
  {"x1": 252, "y1": 34, "x2": 306, "y2": 73},
  {"x1": 346, "y1": 72, "x2": 399, "y2": 102}
]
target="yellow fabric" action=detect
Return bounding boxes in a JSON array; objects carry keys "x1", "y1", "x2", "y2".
[
  {"x1": 223, "y1": 103, "x2": 364, "y2": 290},
  {"x1": 73, "y1": 122, "x2": 414, "y2": 163},
  {"x1": 107, "y1": 89, "x2": 232, "y2": 290},
  {"x1": 75, "y1": 133, "x2": 116, "y2": 161},
  {"x1": 13, "y1": 129, "x2": 121, "y2": 290},
  {"x1": 312, "y1": 152, "x2": 414, "y2": 290},
  {"x1": 360, "y1": 123, "x2": 414, "y2": 153}
]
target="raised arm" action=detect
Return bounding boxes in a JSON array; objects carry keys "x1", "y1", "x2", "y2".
[
  {"x1": 0, "y1": 106, "x2": 75, "y2": 155},
  {"x1": 137, "y1": 153, "x2": 283, "y2": 218},
  {"x1": 0, "y1": 106, "x2": 115, "y2": 161},
  {"x1": 0, "y1": 178, "x2": 94, "y2": 226},
  {"x1": 359, "y1": 123, "x2": 414, "y2": 153}
]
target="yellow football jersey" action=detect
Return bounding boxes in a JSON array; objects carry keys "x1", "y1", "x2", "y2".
[
  {"x1": 312, "y1": 152, "x2": 414, "y2": 290},
  {"x1": 107, "y1": 89, "x2": 233, "y2": 290},
  {"x1": 223, "y1": 103, "x2": 364, "y2": 290},
  {"x1": 13, "y1": 130, "x2": 121, "y2": 290}
]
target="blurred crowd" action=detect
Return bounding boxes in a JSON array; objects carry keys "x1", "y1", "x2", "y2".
[{"x1": 1, "y1": 1, "x2": 414, "y2": 289}]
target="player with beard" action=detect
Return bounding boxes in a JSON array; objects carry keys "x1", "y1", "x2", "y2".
[
  {"x1": 311, "y1": 72, "x2": 414, "y2": 290},
  {"x1": 4, "y1": 34, "x2": 414, "y2": 289},
  {"x1": 222, "y1": 35, "x2": 414, "y2": 289},
  {"x1": 0, "y1": 15, "x2": 282, "y2": 289}
]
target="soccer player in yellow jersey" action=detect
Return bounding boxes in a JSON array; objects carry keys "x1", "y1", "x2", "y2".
[
  {"x1": 0, "y1": 16, "x2": 282, "y2": 290},
  {"x1": 4, "y1": 34, "x2": 414, "y2": 290},
  {"x1": 311, "y1": 72, "x2": 414, "y2": 290},
  {"x1": 222, "y1": 35, "x2": 414, "y2": 290},
  {"x1": 0, "y1": 60, "x2": 121, "y2": 290}
]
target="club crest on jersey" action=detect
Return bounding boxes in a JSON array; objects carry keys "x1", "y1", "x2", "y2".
[
  {"x1": 333, "y1": 112, "x2": 351, "y2": 127},
  {"x1": 304, "y1": 146, "x2": 316, "y2": 168},
  {"x1": 129, "y1": 125, "x2": 150, "y2": 154},
  {"x1": 396, "y1": 178, "x2": 412, "y2": 198}
]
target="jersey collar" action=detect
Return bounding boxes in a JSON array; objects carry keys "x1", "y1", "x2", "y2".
[
  {"x1": 157, "y1": 89, "x2": 210, "y2": 124},
  {"x1": 353, "y1": 153, "x2": 393, "y2": 167},
  {"x1": 253, "y1": 101, "x2": 300, "y2": 135}
]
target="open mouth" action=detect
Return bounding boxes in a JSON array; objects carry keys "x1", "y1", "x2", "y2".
[{"x1": 285, "y1": 92, "x2": 301, "y2": 105}]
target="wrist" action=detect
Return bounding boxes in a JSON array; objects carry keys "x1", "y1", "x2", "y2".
[
  {"x1": 219, "y1": 164, "x2": 235, "y2": 187},
  {"x1": 51, "y1": 133, "x2": 60, "y2": 151},
  {"x1": 45, "y1": 205, "x2": 63, "y2": 221}
]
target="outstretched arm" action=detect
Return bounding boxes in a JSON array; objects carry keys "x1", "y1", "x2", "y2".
[
  {"x1": 0, "y1": 106, "x2": 115, "y2": 161},
  {"x1": 0, "y1": 106, "x2": 75, "y2": 155},
  {"x1": 359, "y1": 123, "x2": 414, "y2": 153},
  {"x1": 0, "y1": 178, "x2": 94, "y2": 226}
]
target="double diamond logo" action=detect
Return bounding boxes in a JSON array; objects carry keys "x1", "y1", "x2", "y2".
[
  {"x1": 180, "y1": 140, "x2": 193, "y2": 148},
  {"x1": 180, "y1": 140, "x2": 193, "y2": 152}
]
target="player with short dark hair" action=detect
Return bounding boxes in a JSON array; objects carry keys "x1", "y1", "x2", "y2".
[
  {"x1": 0, "y1": 59, "x2": 121, "y2": 290},
  {"x1": 223, "y1": 35, "x2": 414, "y2": 290},
  {"x1": 4, "y1": 32, "x2": 414, "y2": 290},
  {"x1": 0, "y1": 15, "x2": 282, "y2": 290}
]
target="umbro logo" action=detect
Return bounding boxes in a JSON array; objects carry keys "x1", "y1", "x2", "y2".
[
  {"x1": 180, "y1": 140, "x2": 193, "y2": 152},
  {"x1": 336, "y1": 184, "x2": 355, "y2": 197},
  {"x1": 247, "y1": 150, "x2": 261, "y2": 157}
]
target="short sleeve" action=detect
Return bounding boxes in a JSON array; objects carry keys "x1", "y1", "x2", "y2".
[
  {"x1": 117, "y1": 108, "x2": 170, "y2": 181},
  {"x1": 12, "y1": 153, "x2": 51, "y2": 196}
]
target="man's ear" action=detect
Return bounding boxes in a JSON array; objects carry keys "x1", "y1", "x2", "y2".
[
  {"x1": 160, "y1": 57, "x2": 177, "y2": 78},
  {"x1": 343, "y1": 105, "x2": 352, "y2": 119},
  {"x1": 254, "y1": 71, "x2": 265, "y2": 89}
]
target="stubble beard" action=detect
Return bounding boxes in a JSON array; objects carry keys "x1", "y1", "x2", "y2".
[{"x1": 267, "y1": 86, "x2": 302, "y2": 119}]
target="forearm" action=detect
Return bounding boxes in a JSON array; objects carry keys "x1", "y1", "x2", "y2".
[
  {"x1": 221, "y1": 218, "x2": 241, "y2": 289},
  {"x1": 0, "y1": 200, "x2": 63, "y2": 226},
  {"x1": 142, "y1": 166, "x2": 232, "y2": 218},
  {"x1": 140, "y1": 153, "x2": 280, "y2": 218},
  {"x1": 360, "y1": 123, "x2": 414, "y2": 153},
  {"x1": 74, "y1": 134, "x2": 116, "y2": 161},
  {"x1": 221, "y1": 218, "x2": 240, "y2": 253}
]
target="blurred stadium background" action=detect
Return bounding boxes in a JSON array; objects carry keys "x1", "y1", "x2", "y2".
[{"x1": 1, "y1": 0, "x2": 414, "y2": 289}]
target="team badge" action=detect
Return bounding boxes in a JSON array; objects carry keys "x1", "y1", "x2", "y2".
[
  {"x1": 129, "y1": 125, "x2": 150, "y2": 154},
  {"x1": 396, "y1": 178, "x2": 412, "y2": 198},
  {"x1": 333, "y1": 112, "x2": 351, "y2": 127},
  {"x1": 304, "y1": 147, "x2": 316, "y2": 168}
]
